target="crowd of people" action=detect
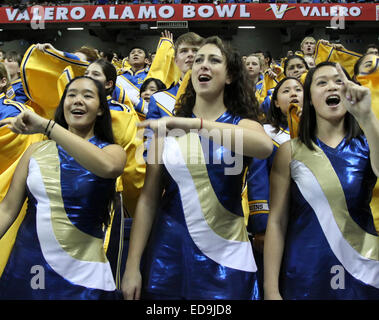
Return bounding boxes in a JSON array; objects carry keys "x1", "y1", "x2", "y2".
[{"x1": 0, "y1": 28, "x2": 378, "y2": 300}]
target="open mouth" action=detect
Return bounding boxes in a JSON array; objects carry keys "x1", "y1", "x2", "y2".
[
  {"x1": 326, "y1": 95, "x2": 341, "y2": 107},
  {"x1": 290, "y1": 98, "x2": 299, "y2": 104},
  {"x1": 198, "y1": 74, "x2": 211, "y2": 83},
  {"x1": 71, "y1": 109, "x2": 86, "y2": 115}
]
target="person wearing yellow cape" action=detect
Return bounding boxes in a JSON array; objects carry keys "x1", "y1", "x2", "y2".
[
  {"x1": 0, "y1": 57, "x2": 46, "y2": 277},
  {"x1": 2, "y1": 51, "x2": 29, "y2": 104},
  {"x1": 244, "y1": 53, "x2": 265, "y2": 106},
  {"x1": 122, "y1": 36, "x2": 273, "y2": 300},
  {"x1": 144, "y1": 32, "x2": 204, "y2": 121},
  {"x1": 0, "y1": 76, "x2": 125, "y2": 299},
  {"x1": 314, "y1": 39, "x2": 362, "y2": 78},
  {"x1": 354, "y1": 53, "x2": 379, "y2": 235},
  {"x1": 142, "y1": 32, "x2": 204, "y2": 164},
  {"x1": 0, "y1": 47, "x2": 82, "y2": 276},
  {"x1": 265, "y1": 62, "x2": 379, "y2": 300},
  {"x1": 260, "y1": 55, "x2": 308, "y2": 116},
  {"x1": 116, "y1": 31, "x2": 180, "y2": 119},
  {"x1": 0, "y1": 100, "x2": 44, "y2": 278},
  {"x1": 127, "y1": 30, "x2": 182, "y2": 121},
  {"x1": 246, "y1": 77, "x2": 303, "y2": 297},
  {"x1": 1, "y1": 45, "x2": 145, "y2": 289}
]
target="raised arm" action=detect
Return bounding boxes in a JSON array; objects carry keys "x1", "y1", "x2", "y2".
[
  {"x1": 263, "y1": 141, "x2": 291, "y2": 300},
  {"x1": 137, "y1": 116, "x2": 273, "y2": 159},
  {"x1": 35, "y1": 43, "x2": 64, "y2": 57},
  {"x1": 145, "y1": 30, "x2": 180, "y2": 88},
  {"x1": 336, "y1": 63, "x2": 379, "y2": 177},
  {"x1": 0, "y1": 110, "x2": 126, "y2": 179}
]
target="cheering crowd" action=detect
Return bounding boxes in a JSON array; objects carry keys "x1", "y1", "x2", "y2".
[{"x1": 0, "y1": 26, "x2": 378, "y2": 300}]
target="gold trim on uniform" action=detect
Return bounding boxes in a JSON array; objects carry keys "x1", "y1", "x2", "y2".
[
  {"x1": 291, "y1": 138, "x2": 379, "y2": 260},
  {"x1": 177, "y1": 133, "x2": 248, "y2": 242},
  {"x1": 34, "y1": 141, "x2": 107, "y2": 263}
]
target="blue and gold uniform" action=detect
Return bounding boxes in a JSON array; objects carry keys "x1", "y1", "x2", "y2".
[
  {"x1": 248, "y1": 125, "x2": 289, "y2": 229},
  {"x1": 248, "y1": 124, "x2": 290, "y2": 231},
  {"x1": 246, "y1": 124, "x2": 290, "y2": 295},
  {"x1": 0, "y1": 138, "x2": 121, "y2": 299},
  {"x1": 356, "y1": 55, "x2": 379, "y2": 234},
  {"x1": 116, "y1": 68, "x2": 148, "y2": 112},
  {"x1": 3, "y1": 46, "x2": 146, "y2": 285},
  {"x1": 118, "y1": 36, "x2": 180, "y2": 117},
  {"x1": 5, "y1": 79, "x2": 29, "y2": 104},
  {"x1": 0, "y1": 100, "x2": 44, "y2": 277},
  {"x1": 260, "y1": 88, "x2": 273, "y2": 115},
  {"x1": 143, "y1": 111, "x2": 260, "y2": 300},
  {"x1": 282, "y1": 137, "x2": 379, "y2": 299},
  {"x1": 20, "y1": 44, "x2": 145, "y2": 216},
  {"x1": 146, "y1": 82, "x2": 180, "y2": 120}
]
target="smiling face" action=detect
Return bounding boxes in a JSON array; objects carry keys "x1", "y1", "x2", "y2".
[
  {"x1": 275, "y1": 79, "x2": 303, "y2": 115},
  {"x1": 63, "y1": 78, "x2": 102, "y2": 138},
  {"x1": 310, "y1": 65, "x2": 346, "y2": 124},
  {"x1": 191, "y1": 43, "x2": 230, "y2": 99},
  {"x1": 141, "y1": 81, "x2": 159, "y2": 103}
]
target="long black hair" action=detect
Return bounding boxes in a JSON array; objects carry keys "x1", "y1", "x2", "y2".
[
  {"x1": 267, "y1": 77, "x2": 303, "y2": 133},
  {"x1": 54, "y1": 76, "x2": 115, "y2": 144},
  {"x1": 175, "y1": 36, "x2": 260, "y2": 121},
  {"x1": 87, "y1": 59, "x2": 117, "y2": 96},
  {"x1": 298, "y1": 61, "x2": 362, "y2": 150}
]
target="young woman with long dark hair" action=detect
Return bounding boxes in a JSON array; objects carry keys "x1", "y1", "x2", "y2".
[
  {"x1": 121, "y1": 36, "x2": 273, "y2": 300},
  {"x1": 0, "y1": 77, "x2": 126, "y2": 299}
]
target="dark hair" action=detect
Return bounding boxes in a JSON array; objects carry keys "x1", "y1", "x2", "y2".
[
  {"x1": 103, "y1": 51, "x2": 114, "y2": 63},
  {"x1": 264, "y1": 51, "x2": 272, "y2": 67},
  {"x1": 140, "y1": 77, "x2": 166, "y2": 95},
  {"x1": 366, "y1": 43, "x2": 378, "y2": 53},
  {"x1": 88, "y1": 59, "x2": 117, "y2": 95},
  {"x1": 54, "y1": 76, "x2": 115, "y2": 145},
  {"x1": 267, "y1": 77, "x2": 303, "y2": 133},
  {"x1": 284, "y1": 55, "x2": 309, "y2": 76},
  {"x1": 128, "y1": 46, "x2": 148, "y2": 59},
  {"x1": 353, "y1": 53, "x2": 378, "y2": 79},
  {"x1": 54, "y1": 76, "x2": 115, "y2": 227},
  {"x1": 148, "y1": 52, "x2": 156, "y2": 64},
  {"x1": 299, "y1": 61, "x2": 362, "y2": 150},
  {"x1": 5, "y1": 51, "x2": 22, "y2": 66},
  {"x1": 175, "y1": 36, "x2": 260, "y2": 121}
]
